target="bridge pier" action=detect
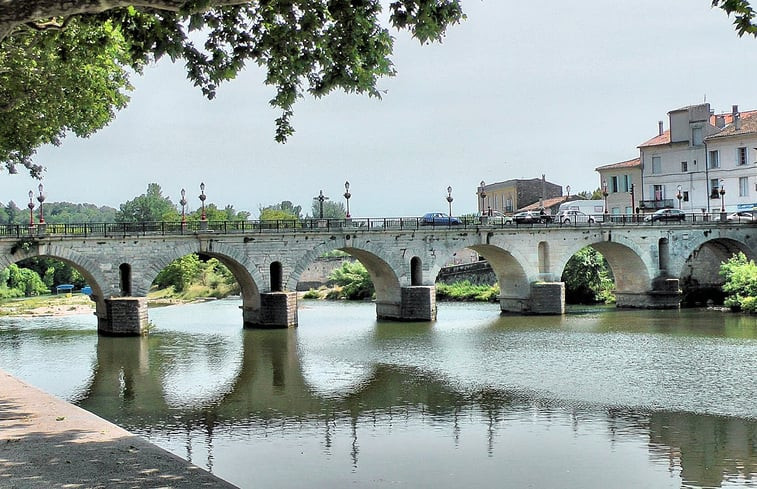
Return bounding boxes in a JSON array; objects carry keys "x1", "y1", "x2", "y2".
[
  {"x1": 243, "y1": 292, "x2": 298, "y2": 328},
  {"x1": 377, "y1": 286, "x2": 437, "y2": 322},
  {"x1": 500, "y1": 282, "x2": 564, "y2": 315},
  {"x1": 99, "y1": 297, "x2": 149, "y2": 336},
  {"x1": 616, "y1": 278, "x2": 681, "y2": 309}
]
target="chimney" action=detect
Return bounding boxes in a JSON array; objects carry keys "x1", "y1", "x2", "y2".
[
  {"x1": 716, "y1": 115, "x2": 725, "y2": 128},
  {"x1": 730, "y1": 105, "x2": 741, "y2": 130},
  {"x1": 658, "y1": 120, "x2": 664, "y2": 136}
]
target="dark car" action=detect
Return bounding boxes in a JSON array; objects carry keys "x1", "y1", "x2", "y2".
[
  {"x1": 644, "y1": 208, "x2": 685, "y2": 222},
  {"x1": 513, "y1": 211, "x2": 552, "y2": 224},
  {"x1": 420, "y1": 212, "x2": 461, "y2": 225}
]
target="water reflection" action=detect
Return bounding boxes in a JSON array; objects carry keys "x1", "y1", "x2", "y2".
[{"x1": 58, "y1": 308, "x2": 757, "y2": 489}]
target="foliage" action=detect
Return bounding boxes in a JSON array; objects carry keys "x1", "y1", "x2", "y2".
[
  {"x1": 2, "y1": 263, "x2": 48, "y2": 297},
  {"x1": 435, "y1": 280, "x2": 499, "y2": 302},
  {"x1": 259, "y1": 201, "x2": 302, "y2": 221},
  {"x1": 0, "y1": 201, "x2": 116, "y2": 225},
  {"x1": 310, "y1": 199, "x2": 346, "y2": 219},
  {"x1": 0, "y1": 1, "x2": 466, "y2": 176},
  {"x1": 154, "y1": 254, "x2": 202, "y2": 292},
  {"x1": 0, "y1": 17, "x2": 133, "y2": 176},
  {"x1": 720, "y1": 252, "x2": 757, "y2": 311},
  {"x1": 302, "y1": 288, "x2": 323, "y2": 299},
  {"x1": 562, "y1": 247, "x2": 614, "y2": 304},
  {"x1": 328, "y1": 261, "x2": 374, "y2": 300},
  {"x1": 152, "y1": 255, "x2": 238, "y2": 298},
  {"x1": 115, "y1": 183, "x2": 178, "y2": 222},
  {"x1": 17, "y1": 257, "x2": 86, "y2": 289}
]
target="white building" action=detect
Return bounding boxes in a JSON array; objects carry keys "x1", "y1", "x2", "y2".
[{"x1": 638, "y1": 103, "x2": 757, "y2": 215}]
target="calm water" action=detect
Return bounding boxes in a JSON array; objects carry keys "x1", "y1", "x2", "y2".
[{"x1": 1, "y1": 300, "x2": 756, "y2": 489}]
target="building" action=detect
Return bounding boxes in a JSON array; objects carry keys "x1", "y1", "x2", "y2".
[
  {"x1": 594, "y1": 157, "x2": 642, "y2": 216},
  {"x1": 477, "y1": 177, "x2": 562, "y2": 215},
  {"x1": 638, "y1": 103, "x2": 757, "y2": 214}
]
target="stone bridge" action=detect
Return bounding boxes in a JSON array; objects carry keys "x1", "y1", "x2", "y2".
[{"x1": 2, "y1": 218, "x2": 755, "y2": 335}]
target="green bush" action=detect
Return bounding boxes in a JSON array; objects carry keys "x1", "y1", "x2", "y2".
[
  {"x1": 328, "y1": 262, "x2": 374, "y2": 300},
  {"x1": 436, "y1": 281, "x2": 499, "y2": 302},
  {"x1": 720, "y1": 252, "x2": 757, "y2": 312}
]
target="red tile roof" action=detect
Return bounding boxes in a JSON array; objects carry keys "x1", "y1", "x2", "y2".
[
  {"x1": 595, "y1": 157, "x2": 641, "y2": 171},
  {"x1": 638, "y1": 130, "x2": 671, "y2": 148},
  {"x1": 706, "y1": 111, "x2": 757, "y2": 139},
  {"x1": 518, "y1": 196, "x2": 569, "y2": 212}
]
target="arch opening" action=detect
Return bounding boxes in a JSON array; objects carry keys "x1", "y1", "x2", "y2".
[
  {"x1": 270, "y1": 261, "x2": 283, "y2": 292},
  {"x1": 119, "y1": 263, "x2": 132, "y2": 296},
  {"x1": 680, "y1": 238, "x2": 755, "y2": 306},
  {"x1": 410, "y1": 257, "x2": 423, "y2": 286}
]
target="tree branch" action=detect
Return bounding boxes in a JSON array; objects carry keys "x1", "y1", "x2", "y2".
[{"x1": 0, "y1": 0, "x2": 252, "y2": 42}]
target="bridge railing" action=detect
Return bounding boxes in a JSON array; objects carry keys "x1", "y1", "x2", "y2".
[{"x1": 0, "y1": 212, "x2": 749, "y2": 239}]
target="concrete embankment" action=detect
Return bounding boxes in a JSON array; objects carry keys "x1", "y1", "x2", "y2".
[{"x1": 0, "y1": 369, "x2": 237, "y2": 488}]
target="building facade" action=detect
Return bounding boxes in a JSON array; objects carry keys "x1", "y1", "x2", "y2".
[
  {"x1": 595, "y1": 157, "x2": 642, "y2": 216},
  {"x1": 639, "y1": 103, "x2": 757, "y2": 214},
  {"x1": 477, "y1": 177, "x2": 562, "y2": 214}
]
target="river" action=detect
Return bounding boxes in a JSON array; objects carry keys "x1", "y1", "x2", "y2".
[{"x1": 1, "y1": 299, "x2": 756, "y2": 488}]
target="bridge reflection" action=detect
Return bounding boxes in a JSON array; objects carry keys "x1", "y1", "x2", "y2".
[{"x1": 74, "y1": 324, "x2": 757, "y2": 488}]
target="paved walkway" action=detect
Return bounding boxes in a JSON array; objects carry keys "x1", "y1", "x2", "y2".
[{"x1": 0, "y1": 369, "x2": 238, "y2": 488}]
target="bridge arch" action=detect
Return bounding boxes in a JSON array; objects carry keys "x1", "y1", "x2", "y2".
[
  {"x1": 676, "y1": 236, "x2": 756, "y2": 305},
  {"x1": 289, "y1": 240, "x2": 402, "y2": 307},
  {"x1": 0, "y1": 245, "x2": 111, "y2": 327},
  {"x1": 139, "y1": 240, "x2": 263, "y2": 312},
  {"x1": 554, "y1": 237, "x2": 652, "y2": 305}
]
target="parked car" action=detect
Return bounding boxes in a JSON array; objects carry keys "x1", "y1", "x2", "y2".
[
  {"x1": 479, "y1": 210, "x2": 513, "y2": 225},
  {"x1": 557, "y1": 209, "x2": 596, "y2": 224},
  {"x1": 420, "y1": 212, "x2": 461, "y2": 225},
  {"x1": 727, "y1": 211, "x2": 756, "y2": 222},
  {"x1": 513, "y1": 211, "x2": 552, "y2": 224},
  {"x1": 644, "y1": 208, "x2": 685, "y2": 222}
]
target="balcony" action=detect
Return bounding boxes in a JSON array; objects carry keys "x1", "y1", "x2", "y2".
[{"x1": 639, "y1": 199, "x2": 674, "y2": 210}]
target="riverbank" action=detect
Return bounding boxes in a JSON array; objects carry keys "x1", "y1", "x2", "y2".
[{"x1": 0, "y1": 368, "x2": 238, "y2": 488}]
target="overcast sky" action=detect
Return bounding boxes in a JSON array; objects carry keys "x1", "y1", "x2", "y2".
[{"x1": 4, "y1": 0, "x2": 757, "y2": 218}]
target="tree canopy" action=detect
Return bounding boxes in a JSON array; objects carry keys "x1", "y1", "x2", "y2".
[
  {"x1": 1, "y1": 1, "x2": 755, "y2": 178},
  {"x1": 0, "y1": 0, "x2": 466, "y2": 176}
]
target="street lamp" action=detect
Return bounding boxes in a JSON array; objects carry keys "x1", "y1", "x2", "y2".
[
  {"x1": 479, "y1": 180, "x2": 486, "y2": 214},
  {"x1": 199, "y1": 182, "x2": 207, "y2": 220},
  {"x1": 37, "y1": 183, "x2": 45, "y2": 224},
  {"x1": 566, "y1": 185, "x2": 571, "y2": 201},
  {"x1": 719, "y1": 179, "x2": 726, "y2": 212},
  {"x1": 179, "y1": 188, "x2": 187, "y2": 224},
  {"x1": 602, "y1": 179, "x2": 609, "y2": 214},
  {"x1": 446, "y1": 186, "x2": 454, "y2": 217},
  {"x1": 27, "y1": 190, "x2": 35, "y2": 227},
  {"x1": 677, "y1": 185, "x2": 682, "y2": 210},
  {"x1": 630, "y1": 183, "x2": 636, "y2": 219},
  {"x1": 343, "y1": 181, "x2": 351, "y2": 218},
  {"x1": 314, "y1": 190, "x2": 328, "y2": 219}
]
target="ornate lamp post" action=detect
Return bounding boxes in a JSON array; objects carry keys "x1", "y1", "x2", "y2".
[
  {"x1": 602, "y1": 179, "x2": 609, "y2": 215},
  {"x1": 37, "y1": 183, "x2": 45, "y2": 224},
  {"x1": 719, "y1": 179, "x2": 726, "y2": 213},
  {"x1": 677, "y1": 185, "x2": 683, "y2": 210},
  {"x1": 630, "y1": 183, "x2": 636, "y2": 219},
  {"x1": 179, "y1": 188, "x2": 187, "y2": 224},
  {"x1": 199, "y1": 182, "x2": 207, "y2": 221},
  {"x1": 27, "y1": 190, "x2": 35, "y2": 227},
  {"x1": 343, "y1": 181, "x2": 351, "y2": 218},
  {"x1": 479, "y1": 180, "x2": 486, "y2": 214},
  {"x1": 566, "y1": 185, "x2": 571, "y2": 201},
  {"x1": 446, "y1": 186, "x2": 454, "y2": 217},
  {"x1": 314, "y1": 190, "x2": 328, "y2": 219}
]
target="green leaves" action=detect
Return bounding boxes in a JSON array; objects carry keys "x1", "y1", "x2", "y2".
[
  {"x1": 712, "y1": 0, "x2": 757, "y2": 37},
  {"x1": 0, "y1": 1, "x2": 466, "y2": 176},
  {"x1": 720, "y1": 252, "x2": 757, "y2": 310}
]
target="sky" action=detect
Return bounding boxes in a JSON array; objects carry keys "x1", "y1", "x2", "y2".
[{"x1": 4, "y1": 0, "x2": 757, "y2": 218}]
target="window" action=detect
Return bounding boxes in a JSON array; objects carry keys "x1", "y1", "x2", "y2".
[
  {"x1": 681, "y1": 161, "x2": 688, "y2": 172},
  {"x1": 653, "y1": 185, "x2": 663, "y2": 200},
  {"x1": 710, "y1": 179, "x2": 720, "y2": 199},
  {"x1": 610, "y1": 176, "x2": 619, "y2": 193},
  {"x1": 692, "y1": 127, "x2": 703, "y2": 146},
  {"x1": 651, "y1": 156, "x2": 661, "y2": 174},
  {"x1": 738, "y1": 147, "x2": 748, "y2": 166},
  {"x1": 621, "y1": 175, "x2": 631, "y2": 192},
  {"x1": 740, "y1": 177, "x2": 749, "y2": 197},
  {"x1": 683, "y1": 191, "x2": 689, "y2": 202},
  {"x1": 708, "y1": 150, "x2": 720, "y2": 169}
]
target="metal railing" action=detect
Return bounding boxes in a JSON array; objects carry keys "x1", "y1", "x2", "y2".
[{"x1": 0, "y1": 213, "x2": 748, "y2": 239}]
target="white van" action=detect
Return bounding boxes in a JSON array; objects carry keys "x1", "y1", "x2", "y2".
[{"x1": 557, "y1": 200, "x2": 605, "y2": 223}]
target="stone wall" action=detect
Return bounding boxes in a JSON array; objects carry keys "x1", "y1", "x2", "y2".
[{"x1": 436, "y1": 260, "x2": 495, "y2": 285}]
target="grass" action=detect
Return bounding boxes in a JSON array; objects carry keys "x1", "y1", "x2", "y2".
[{"x1": 0, "y1": 293, "x2": 94, "y2": 316}]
